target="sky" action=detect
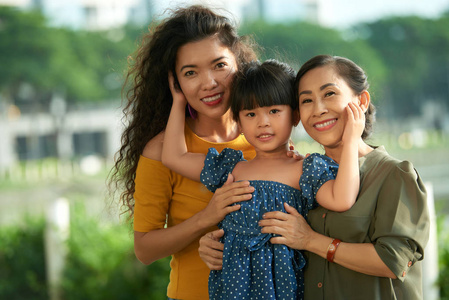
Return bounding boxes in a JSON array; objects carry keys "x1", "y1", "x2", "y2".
[
  {"x1": 153, "y1": 0, "x2": 449, "y2": 29},
  {"x1": 1, "y1": 0, "x2": 448, "y2": 30}
]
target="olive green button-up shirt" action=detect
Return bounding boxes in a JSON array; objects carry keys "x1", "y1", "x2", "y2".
[{"x1": 304, "y1": 146, "x2": 429, "y2": 300}]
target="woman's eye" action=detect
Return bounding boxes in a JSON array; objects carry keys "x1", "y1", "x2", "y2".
[
  {"x1": 325, "y1": 91, "x2": 335, "y2": 97},
  {"x1": 301, "y1": 99, "x2": 311, "y2": 104},
  {"x1": 216, "y1": 62, "x2": 227, "y2": 69},
  {"x1": 184, "y1": 70, "x2": 195, "y2": 77}
]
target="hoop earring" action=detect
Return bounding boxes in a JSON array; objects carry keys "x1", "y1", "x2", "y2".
[{"x1": 187, "y1": 104, "x2": 197, "y2": 119}]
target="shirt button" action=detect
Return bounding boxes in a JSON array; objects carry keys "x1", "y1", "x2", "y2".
[
  {"x1": 322, "y1": 213, "x2": 326, "y2": 218},
  {"x1": 318, "y1": 282, "x2": 323, "y2": 288},
  {"x1": 408, "y1": 261, "x2": 413, "y2": 267},
  {"x1": 402, "y1": 271, "x2": 406, "y2": 277}
]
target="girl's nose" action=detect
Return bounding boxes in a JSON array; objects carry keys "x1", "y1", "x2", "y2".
[{"x1": 257, "y1": 114, "x2": 270, "y2": 127}]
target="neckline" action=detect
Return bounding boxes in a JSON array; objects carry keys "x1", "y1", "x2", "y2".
[
  {"x1": 248, "y1": 179, "x2": 301, "y2": 192},
  {"x1": 186, "y1": 124, "x2": 244, "y2": 145}
]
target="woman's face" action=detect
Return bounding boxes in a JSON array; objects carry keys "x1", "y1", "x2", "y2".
[
  {"x1": 175, "y1": 36, "x2": 238, "y2": 120},
  {"x1": 297, "y1": 65, "x2": 361, "y2": 149}
]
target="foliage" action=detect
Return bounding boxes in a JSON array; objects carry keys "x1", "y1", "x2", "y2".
[
  {"x1": 0, "y1": 204, "x2": 170, "y2": 300},
  {"x1": 0, "y1": 218, "x2": 48, "y2": 299},
  {"x1": 438, "y1": 216, "x2": 449, "y2": 299},
  {"x1": 352, "y1": 15, "x2": 449, "y2": 118},
  {"x1": 0, "y1": 6, "x2": 133, "y2": 109},
  {"x1": 61, "y1": 203, "x2": 170, "y2": 300}
]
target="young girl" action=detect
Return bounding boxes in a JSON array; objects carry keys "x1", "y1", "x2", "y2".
[{"x1": 162, "y1": 59, "x2": 365, "y2": 299}]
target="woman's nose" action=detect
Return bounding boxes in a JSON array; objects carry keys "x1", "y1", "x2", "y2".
[
  {"x1": 202, "y1": 71, "x2": 218, "y2": 90},
  {"x1": 312, "y1": 100, "x2": 328, "y2": 116}
]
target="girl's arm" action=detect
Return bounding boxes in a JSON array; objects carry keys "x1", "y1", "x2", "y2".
[
  {"x1": 315, "y1": 102, "x2": 365, "y2": 212},
  {"x1": 161, "y1": 73, "x2": 207, "y2": 182},
  {"x1": 259, "y1": 204, "x2": 396, "y2": 278}
]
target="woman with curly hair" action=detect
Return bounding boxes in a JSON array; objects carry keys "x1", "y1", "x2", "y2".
[{"x1": 109, "y1": 5, "x2": 259, "y2": 300}]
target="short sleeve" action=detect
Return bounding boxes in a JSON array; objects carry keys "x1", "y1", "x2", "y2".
[
  {"x1": 373, "y1": 161, "x2": 429, "y2": 282},
  {"x1": 133, "y1": 156, "x2": 173, "y2": 232},
  {"x1": 300, "y1": 153, "x2": 339, "y2": 211},
  {"x1": 200, "y1": 148, "x2": 245, "y2": 192}
]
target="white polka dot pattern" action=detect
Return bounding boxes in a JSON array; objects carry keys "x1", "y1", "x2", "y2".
[{"x1": 201, "y1": 148, "x2": 339, "y2": 300}]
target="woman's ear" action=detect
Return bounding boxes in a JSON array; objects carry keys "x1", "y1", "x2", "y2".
[
  {"x1": 293, "y1": 110, "x2": 300, "y2": 126},
  {"x1": 358, "y1": 90, "x2": 370, "y2": 112}
]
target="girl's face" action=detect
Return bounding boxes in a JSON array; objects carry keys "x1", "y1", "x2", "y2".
[
  {"x1": 175, "y1": 36, "x2": 238, "y2": 120},
  {"x1": 297, "y1": 65, "x2": 361, "y2": 149},
  {"x1": 238, "y1": 105, "x2": 296, "y2": 154}
]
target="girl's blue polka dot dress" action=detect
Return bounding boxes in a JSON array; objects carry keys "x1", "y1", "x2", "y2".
[{"x1": 200, "y1": 148, "x2": 338, "y2": 300}]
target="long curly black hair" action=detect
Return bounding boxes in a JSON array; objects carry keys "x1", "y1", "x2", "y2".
[{"x1": 108, "y1": 5, "x2": 258, "y2": 218}]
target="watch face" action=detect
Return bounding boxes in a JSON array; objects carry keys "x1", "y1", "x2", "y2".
[{"x1": 329, "y1": 245, "x2": 335, "y2": 251}]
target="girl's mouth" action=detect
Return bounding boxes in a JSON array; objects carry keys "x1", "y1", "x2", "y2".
[{"x1": 257, "y1": 133, "x2": 274, "y2": 141}]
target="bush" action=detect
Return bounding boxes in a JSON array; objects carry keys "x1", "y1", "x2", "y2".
[
  {"x1": 438, "y1": 216, "x2": 449, "y2": 299},
  {"x1": 61, "y1": 203, "x2": 170, "y2": 300},
  {"x1": 0, "y1": 218, "x2": 48, "y2": 299},
  {"x1": 0, "y1": 203, "x2": 170, "y2": 299}
]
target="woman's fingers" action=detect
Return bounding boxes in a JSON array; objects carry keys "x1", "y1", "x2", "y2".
[{"x1": 198, "y1": 230, "x2": 224, "y2": 270}]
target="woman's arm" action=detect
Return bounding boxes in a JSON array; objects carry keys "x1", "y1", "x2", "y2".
[
  {"x1": 134, "y1": 170, "x2": 254, "y2": 265},
  {"x1": 259, "y1": 203, "x2": 396, "y2": 278},
  {"x1": 315, "y1": 102, "x2": 365, "y2": 212},
  {"x1": 160, "y1": 73, "x2": 207, "y2": 182}
]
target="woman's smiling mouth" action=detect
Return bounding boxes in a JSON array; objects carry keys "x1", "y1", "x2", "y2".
[{"x1": 314, "y1": 119, "x2": 337, "y2": 131}]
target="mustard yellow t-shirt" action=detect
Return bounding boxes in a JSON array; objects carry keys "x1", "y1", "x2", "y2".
[{"x1": 134, "y1": 125, "x2": 256, "y2": 300}]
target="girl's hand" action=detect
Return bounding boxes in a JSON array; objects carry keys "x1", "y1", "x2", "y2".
[
  {"x1": 342, "y1": 101, "x2": 365, "y2": 144},
  {"x1": 259, "y1": 203, "x2": 315, "y2": 250},
  {"x1": 199, "y1": 174, "x2": 254, "y2": 228},
  {"x1": 168, "y1": 71, "x2": 187, "y2": 105}
]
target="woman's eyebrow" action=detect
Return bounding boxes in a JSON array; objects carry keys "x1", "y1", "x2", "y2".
[
  {"x1": 298, "y1": 83, "x2": 339, "y2": 96},
  {"x1": 180, "y1": 56, "x2": 228, "y2": 72}
]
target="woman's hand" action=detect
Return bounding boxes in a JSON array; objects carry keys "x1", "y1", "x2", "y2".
[
  {"x1": 168, "y1": 71, "x2": 187, "y2": 106},
  {"x1": 198, "y1": 229, "x2": 225, "y2": 270},
  {"x1": 259, "y1": 202, "x2": 315, "y2": 250},
  {"x1": 286, "y1": 144, "x2": 305, "y2": 161},
  {"x1": 342, "y1": 101, "x2": 365, "y2": 144},
  {"x1": 198, "y1": 174, "x2": 255, "y2": 228}
]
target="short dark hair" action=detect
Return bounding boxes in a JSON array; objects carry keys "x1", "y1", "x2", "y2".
[
  {"x1": 295, "y1": 55, "x2": 376, "y2": 140},
  {"x1": 231, "y1": 59, "x2": 296, "y2": 122}
]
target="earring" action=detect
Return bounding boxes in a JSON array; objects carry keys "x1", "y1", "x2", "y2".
[{"x1": 187, "y1": 104, "x2": 197, "y2": 119}]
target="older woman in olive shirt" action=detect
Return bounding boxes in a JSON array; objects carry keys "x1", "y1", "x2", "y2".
[
  {"x1": 260, "y1": 55, "x2": 430, "y2": 299},
  {"x1": 199, "y1": 55, "x2": 429, "y2": 300}
]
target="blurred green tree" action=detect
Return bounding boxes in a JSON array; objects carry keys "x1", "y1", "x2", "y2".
[
  {"x1": 0, "y1": 7, "x2": 132, "y2": 111},
  {"x1": 354, "y1": 13, "x2": 449, "y2": 118}
]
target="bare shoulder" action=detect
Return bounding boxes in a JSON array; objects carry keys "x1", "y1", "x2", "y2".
[{"x1": 142, "y1": 131, "x2": 165, "y2": 161}]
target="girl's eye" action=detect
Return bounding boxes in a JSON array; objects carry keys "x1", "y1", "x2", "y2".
[
  {"x1": 246, "y1": 112, "x2": 255, "y2": 117},
  {"x1": 270, "y1": 109, "x2": 280, "y2": 114}
]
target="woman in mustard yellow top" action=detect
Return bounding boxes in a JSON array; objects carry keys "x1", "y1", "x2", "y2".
[{"x1": 109, "y1": 5, "x2": 259, "y2": 300}]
